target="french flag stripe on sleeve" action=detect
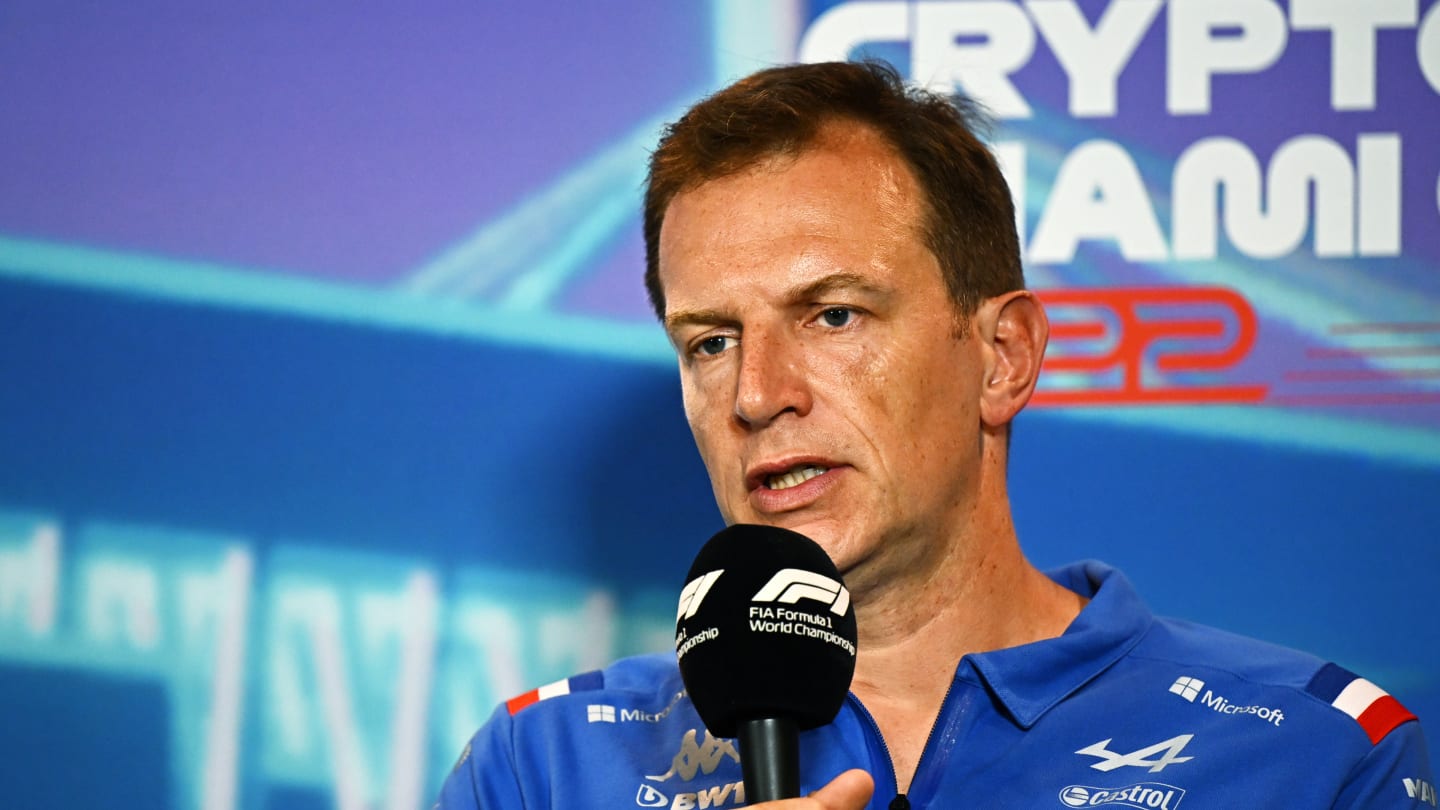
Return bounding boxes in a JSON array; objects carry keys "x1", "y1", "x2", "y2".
[
  {"x1": 506, "y1": 671, "x2": 605, "y2": 715},
  {"x1": 1306, "y1": 663, "x2": 1417, "y2": 744}
]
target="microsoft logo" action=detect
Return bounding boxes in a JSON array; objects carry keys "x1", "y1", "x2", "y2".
[
  {"x1": 1169, "y1": 677, "x2": 1204, "y2": 703},
  {"x1": 587, "y1": 704, "x2": 616, "y2": 723}
]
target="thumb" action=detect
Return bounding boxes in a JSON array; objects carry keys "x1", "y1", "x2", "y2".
[{"x1": 807, "y1": 769, "x2": 874, "y2": 809}]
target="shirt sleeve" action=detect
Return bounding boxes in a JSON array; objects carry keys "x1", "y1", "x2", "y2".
[
  {"x1": 434, "y1": 705, "x2": 527, "y2": 810},
  {"x1": 1332, "y1": 718, "x2": 1436, "y2": 809}
]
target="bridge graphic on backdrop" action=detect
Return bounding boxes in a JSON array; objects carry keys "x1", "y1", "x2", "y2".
[{"x1": 0, "y1": 5, "x2": 1435, "y2": 461}]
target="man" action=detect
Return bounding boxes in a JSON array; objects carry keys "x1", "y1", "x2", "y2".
[{"x1": 438, "y1": 61, "x2": 1432, "y2": 809}]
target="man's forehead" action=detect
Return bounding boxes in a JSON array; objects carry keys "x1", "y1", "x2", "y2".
[
  {"x1": 656, "y1": 126, "x2": 934, "y2": 324},
  {"x1": 659, "y1": 129, "x2": 920, "y2": 250},
  {"x1": 681, "y1": 120, "x2": 908, "y2": 200}
]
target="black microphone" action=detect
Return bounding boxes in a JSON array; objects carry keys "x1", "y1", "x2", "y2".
[{"x1": 674, "y1": 524, "x2": 858, "y2": 802}]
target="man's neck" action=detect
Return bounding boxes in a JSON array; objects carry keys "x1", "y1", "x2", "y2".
[{"x1": 845, "y1": 506, "x2": 1086, "y2": 793}]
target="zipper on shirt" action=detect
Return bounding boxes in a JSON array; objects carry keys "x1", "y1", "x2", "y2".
[
  {"x1": 849, "y1": 675, "x2": 960, "y2": 810},
  {"x1": 848, "y1": 693, "x2": 902, "y2": 807}
]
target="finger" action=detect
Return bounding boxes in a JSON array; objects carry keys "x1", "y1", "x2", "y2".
[{"x1": 807, "y1": 769, "x2": 874, "y2": 809}]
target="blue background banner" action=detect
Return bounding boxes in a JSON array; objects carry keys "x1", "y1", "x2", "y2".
[{"x1": 1, "y1": 2, "x2": 1437, "y2": 808}]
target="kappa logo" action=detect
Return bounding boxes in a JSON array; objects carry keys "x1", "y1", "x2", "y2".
[
  {"x1": 646, "y1": 729, "x2": 740, "y2": 783},
  {"x1": 1076, "y1": 734, "x2": 1195, "y2": 773},
  {"x1": 678, "y1": 570, "x2": 724, "y2": 620},
  {"x1": 1058, "y1": 782, "x2": 1186, "y2": 809},
  {"x1": 752, "y1": 569, "x2": 850, "y2": 615}
]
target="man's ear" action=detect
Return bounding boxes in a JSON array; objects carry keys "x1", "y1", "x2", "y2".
[{"x1": 977, "y1": 290, "x2": 1049, "y2": 429}]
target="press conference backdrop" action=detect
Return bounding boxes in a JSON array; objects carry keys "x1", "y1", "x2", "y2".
[{"x1": 0, "y1": 2, "x2": 1436, "y2": 807}]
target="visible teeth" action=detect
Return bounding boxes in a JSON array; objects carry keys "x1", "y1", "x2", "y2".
[{"x1": 767, "y1": 465, "x2": 828, "y2": 491}]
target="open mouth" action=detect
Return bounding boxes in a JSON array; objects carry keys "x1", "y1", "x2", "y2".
[{"x1": 766, "y1": 464, "x2": 828, "y2": 491}]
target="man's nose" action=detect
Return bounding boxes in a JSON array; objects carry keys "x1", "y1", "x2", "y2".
[{"x1": 733, "y1": 331, "x2": 812, "y2": 428}]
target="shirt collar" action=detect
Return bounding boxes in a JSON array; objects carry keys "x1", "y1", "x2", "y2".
[{"x1": 965, "y1": 560, "x2": 1153, "y2": 729}]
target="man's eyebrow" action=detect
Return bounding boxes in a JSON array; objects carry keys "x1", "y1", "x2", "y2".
[
  {"x1": 663, "y1": 272, "x2": 894, "y2": 333},
  {"x1": 786, "y1": 272, "x2": 893, "y2": 304},
  {"x1": 664, "y1": 308, "x2": 734, "y2": 334}
]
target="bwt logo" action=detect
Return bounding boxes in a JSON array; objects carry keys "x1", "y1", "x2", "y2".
[
  {"x1": 752, "y1": 569, "x2": 851, "y2": 615},
  {"x1": 677, "y1": 570, "x2": 724, "y2": 620}
]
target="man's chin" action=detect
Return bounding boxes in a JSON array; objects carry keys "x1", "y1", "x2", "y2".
[
  {"x1": 721, "y1": 511, "x2": 849, "y2": 553},
  {"x1": 774, "y1": 519, "x2": 852, "y2": 562}
]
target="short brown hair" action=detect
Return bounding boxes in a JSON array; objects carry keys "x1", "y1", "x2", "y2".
[{"x1": 643, "y1": 59, "x2": 1023, "y2": 320}]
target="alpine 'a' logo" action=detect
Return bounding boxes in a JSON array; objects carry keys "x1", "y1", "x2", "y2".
[
  {"x1": 677, "y1": 570, "x2": 724, "y2": 620},
  {"x1": 751, "y1": 569, "x2": 851, "y2": 615},
  {"x1": 1075, "y1": 734, "x2": 1195, "y2": 773}
]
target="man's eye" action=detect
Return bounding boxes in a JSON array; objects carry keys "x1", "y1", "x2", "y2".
[
  {"x1": 820, "y1": 308, "x2": 854, "y2": 327},
  {"x1": 697, "y1": 335, "x2": 736, "y2": 356}
]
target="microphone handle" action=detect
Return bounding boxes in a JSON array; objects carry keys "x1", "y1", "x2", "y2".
[{"x1": 738, "y1": 716, "x2": 800, "y2": 802}]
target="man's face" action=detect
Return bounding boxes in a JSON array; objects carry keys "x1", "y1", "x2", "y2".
[{"x1": 658, "y1": 123, "x2": 990, "y2": 583}]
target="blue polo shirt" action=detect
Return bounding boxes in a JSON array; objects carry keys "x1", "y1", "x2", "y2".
[{"x1": 437, "y1": 561, "x2": 1434, "y2": 809}]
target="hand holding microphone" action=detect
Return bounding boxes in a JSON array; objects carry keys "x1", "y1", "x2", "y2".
[
  {"x1": 758, "y1": 769, "x2": 875, "y2": 809},
  {"x1": 674, "y1": 524, "x2": 862, "y2": 804}
]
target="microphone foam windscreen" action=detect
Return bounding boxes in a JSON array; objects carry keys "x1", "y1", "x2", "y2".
[{"x1": 675, "y1": 524, "x2": 858, "y2": 738}]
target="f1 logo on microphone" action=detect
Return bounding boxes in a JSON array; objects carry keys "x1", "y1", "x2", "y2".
[
  {"x1": 677, "y1": 570, "x2": 724, "y2": 620},
  {"x1": 752, "y1": 569, "x2": 851, "y2": 615}
]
